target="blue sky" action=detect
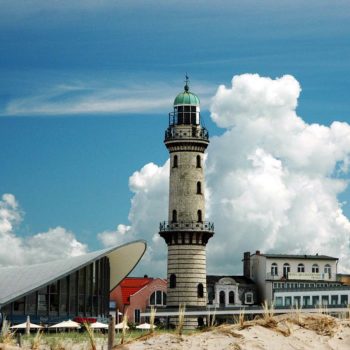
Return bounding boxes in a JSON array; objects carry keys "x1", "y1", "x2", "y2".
[{"x1": 1, "y1": 1, "x2": 350, "y2": 274}]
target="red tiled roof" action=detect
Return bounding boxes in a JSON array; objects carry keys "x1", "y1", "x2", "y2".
[{"x1": 120, "y1": 277, "x2": 153, "y2": 305}]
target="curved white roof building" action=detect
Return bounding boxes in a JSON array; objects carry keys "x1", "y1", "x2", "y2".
[{"x1": 0, "y1": 240, "x2": 146, "y2": 325}]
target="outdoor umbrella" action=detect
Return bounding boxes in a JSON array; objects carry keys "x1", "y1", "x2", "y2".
[
  {"x1": 49, "y1": 319, "x2": 81, "y2": 329},
  {"x1": 90, "y1": 322, "x2": 108, "y2": 329},
  {"x1": 136, "y1": 323, "x2": 156, "y2": 330},
  {"x1": 115, "y1": 322, "x2": 129, "y2": 329},
  {"x1": 11, "y1": 322, "x2": 43, "y2": 330}
]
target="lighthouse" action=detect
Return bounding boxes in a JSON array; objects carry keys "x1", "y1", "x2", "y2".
[{"x1": 159, "y1": 77, "x2": 214, "y2": 326}]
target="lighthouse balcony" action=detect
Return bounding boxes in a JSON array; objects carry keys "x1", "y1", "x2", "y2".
[
  {"x1": 159, "y1": 221, "x2": 214, "y2": 233},
  {"x1": 164, "y1": 124, "x2": 209, "y2": 142}
]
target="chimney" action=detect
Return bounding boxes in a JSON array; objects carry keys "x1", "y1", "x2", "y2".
[
  {"x1": 243, "y1": 252, "x2": 251, "y2": 278},
  {"x1": 255, "y1": 250, "x2": 261, "y2": 255}
]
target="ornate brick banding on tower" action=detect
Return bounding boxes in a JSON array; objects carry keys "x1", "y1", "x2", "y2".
[{"x1": 159, "y1": 78, "x2": 214, "y2": 315}]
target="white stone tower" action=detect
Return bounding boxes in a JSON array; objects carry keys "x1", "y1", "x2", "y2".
[{"x1": 159, "y1": 78, "x2": 214, "y2": 316}]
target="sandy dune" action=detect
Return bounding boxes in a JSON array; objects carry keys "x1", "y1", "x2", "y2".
[{"x1": 118, "y1": 314, "x2": 350, "y2": 350}]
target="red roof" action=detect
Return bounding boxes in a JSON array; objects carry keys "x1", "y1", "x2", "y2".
[{"x1": 120, "y1": 277, "x2": 153, "y2": 305}]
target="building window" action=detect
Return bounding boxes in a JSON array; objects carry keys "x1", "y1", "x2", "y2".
[
  {"x1": 312, "y1": 295, "x2": 319, "y2": 306},
  {"x1": 229, "y1": 291, "x2": 235, "y2": 304},
  {"x1": 134, "y1": 309, "x2": 140, "y2": 324},
  {"x1": 172, "y1": 210, "x2": 177, "y2": 223},
  {"x1": 324, "y1": 264, "x2": 331, "y2": 278},
  {"x1": 271, "y1": 263, "x2": 278, "y2": 276},
  {"x1": 196, "y1": 155, "x2": 201, "y2": 168},
  {"x1": 196, "y1": 181, "x2": 202, "y2": 194},
  {"x1": 303, "y1": 296, "x2": 311, "y2": 306},
  {"x1": 283, "y1": 263, "x2": 290, "y2": 278},
  {"x1": 170, "y1": 274, "x2": 176, "y2": 288},
  {"x1": 149, "y1": 291, "x2": 167, "y2": 306},
  {"x1": 297, "y1": 263, "x2": 305, "y2": 273},
  {"x1": 197, "y1": 283, "x2": 204, "y2": 298},
  {"x1": 312, "y1": 264, "x2": 319, "y2": 273},
  {"x1": 331, "y1": 295, "x2": 338, "y2": 305},
  {"x1": 173, "y1": 155, "x2": 178, "y2": 168},
  {"x1": 275, "y1": 297, "x2": 283, "y2": 306},
  {"x1": 285, "y1": 296, "x2": 292, "y2": 306},
  {"x1": 341, "y1": 295, "x2": 348, "y2": 305},
  {"x1": 197, "y1": 210, "x2": 202, "y2": 222},
  {"x1": 245, "y1": 292, "x2": 253, "y2": 304},
  {"x1": 219, "y1": 291, "x2": 225, "y2": 306}
]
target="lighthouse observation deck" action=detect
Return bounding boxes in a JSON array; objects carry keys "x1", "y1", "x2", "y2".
[{"x1": 159, "y1": 220, "x2": 214, "y2": 233}]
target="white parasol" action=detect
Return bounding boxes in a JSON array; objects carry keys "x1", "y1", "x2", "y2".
[
  {"x1": 136, "y1": 323, "x2": 156, "y2": 330},
  {"x1": 89, "y1": 321, "x2": 108, "y2": 329},
  {"x1": 11, "y1": 322, "x2": 43, "y2": 329},
  {"x1": 115, "y1": 322, "x2": 129, "y2": 329},
  {"x1": 49, "y1": 319, "x2": 81, "y2": 329}
]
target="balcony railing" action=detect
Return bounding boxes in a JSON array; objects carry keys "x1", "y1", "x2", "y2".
[
  {"x1": 159, "y1": 221, "x2": 214, "y2": 232},
  {"x1": 266, "y1": 272, "x2": 332, "y2": 281},
  {"x1": 164, "y1": 125, "x2": 209, "y2": 142},
  {"x1": 274, "y1": 285, "x2": 350, "y2": 292}
]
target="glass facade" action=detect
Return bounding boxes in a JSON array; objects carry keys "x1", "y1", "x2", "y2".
[{"x1": 1, "y1": 257, "x2": 110, "y2": 324}]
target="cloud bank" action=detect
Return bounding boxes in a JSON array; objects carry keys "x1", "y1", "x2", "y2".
[
  {"x1": 99, "y1": 73, "x2": 350, "y2": 275},
  {"x1": 0, "y1": 194, "x2": 87, "y2": 267}
]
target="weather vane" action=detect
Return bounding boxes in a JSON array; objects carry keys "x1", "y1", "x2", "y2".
[{"x1": 184, "y1": 73, "x2": 190, "y2": 92}]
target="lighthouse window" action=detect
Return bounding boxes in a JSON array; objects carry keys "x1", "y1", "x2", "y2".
[
  {"x1": 196, "y1": 155, "x2": 201, "y2": 168},
  {"x1": 177, "y1": 106, "x2": 184, "y2": 124},
  {"x1": 173, "y1": 155, "x2": 178, "y2": 168},
  {"x1": 170, "y1": 274, "x2": 176, "y2": 288},
  {"x1": 172, "y1": 210, "x2": 177, "y2": 223},
  {"x1": 197, "y1": 210, "x2": 202, "y2": 223},
  {"x1": 197, "y1": 283, "x2": 204, "y2": 298},
  {"x1": 184, "y1": 106, "x2": 191, "y2": 124},
  {"x1": 196, "y1": 181, "x2": 202, "y2": 194}
]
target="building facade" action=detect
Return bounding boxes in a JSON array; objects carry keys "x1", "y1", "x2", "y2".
[
  {"x1": 207, "y1": 276, "x2": 257, "y2": 308},
  {"x1": 0, "y1": 241, "x2": 146, "y2": 325},
  {"x1": 110, "y1": 277, "x2": 166, "y2": 324},
  {"x1": 247, "y1": 251, "x2": 350, "y2": 307},
  {"x1": 159, "y1": 79, "x2": 214, "y2": 324}
]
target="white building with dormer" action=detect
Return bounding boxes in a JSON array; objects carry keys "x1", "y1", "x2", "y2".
[{"x1": 245, "y1": 251, "x2": 350, "y2": 307}]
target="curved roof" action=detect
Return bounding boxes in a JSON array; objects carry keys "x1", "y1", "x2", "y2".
[
  {"x1": 174, "y1": 84, "x2": 200, "y2": 106},
  {"x1": 0, "y1": 240, "x2": 146, "y2": 306}
]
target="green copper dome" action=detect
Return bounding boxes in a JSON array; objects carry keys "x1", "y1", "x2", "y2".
[{"x1": 173, "y1": 84, "x2": 200, "y2": 106}]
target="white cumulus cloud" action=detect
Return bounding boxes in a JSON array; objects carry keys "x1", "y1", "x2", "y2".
[
  {"x1": 0, "y1": 194, "x2": 87, "y2": 267},
  {"x1": 102, "y1": 73, "x2": 350, "y2": 276}
]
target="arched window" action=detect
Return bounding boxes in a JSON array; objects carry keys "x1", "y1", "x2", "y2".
[
  {"x1": 229, "y1": 291, "x2": 235, "y2": 304},
  {"x1": 149, "y1": 291, "x2": 167, "y2": 306},
  {"x1": 197, "y1": 283, "x2": 204, "y2": 298},
  {"x1": 219, "y1": 291, "x2": 225, "y2": 306},
  {"x1": 271, "y1": 263, "x2": 278, "y2": 276},
  {"x1": 197, "y1": 181, "x2": 202, "y2": 194},
  {"x1": 173, "y1": 155, "x2": 178, "y2": 168},
  {"x1": 312, "y1": 264, "x2": 319, "y2": 273},
  {"x1": 196, "y1": 155, "x2": 201, "y2": 168},
  {"x1": 170, "y1": 274, "x2": 176, "y2": 288},
  {"x1": 324, "y1": 264, "x2": 332, "y2": 278},
  {"x1": 283, "y1": 263, "x2": 290, "y2": 278},
  {"x1": 297, "y1": 263, "x2": 305, "y2": 273},
  {"x1": 172, "y1": 210, "x2": 177, "y2": 223},
  {"x1": 197, "y1": 210, "x2": 202, "y2": 222}
]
